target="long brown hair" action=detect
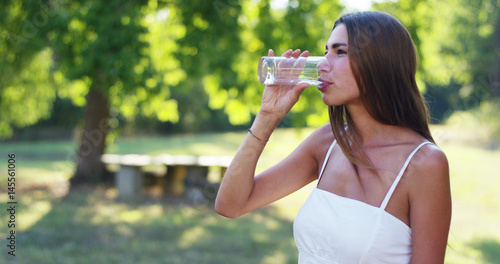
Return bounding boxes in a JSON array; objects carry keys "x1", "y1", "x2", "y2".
[{"x1": 329, "y1": 11, "x2": 434, "y2": 171}]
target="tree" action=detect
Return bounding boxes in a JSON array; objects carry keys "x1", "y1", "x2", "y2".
[
  {"x1": 374, "y1": 0, "x2": 499, "y2": 120},
  {"x1": 0, "y1": 1, "x2": 56, "y2": 138},
  {"x1": 52, "y1": 0, "x2": 164, "y2": 184},
  {"x1": 1, "y1": 0, "x2": 180, "y2": 184},
  {"x1": 1, "y1": 0, "x2": 345, "y2": 186}
]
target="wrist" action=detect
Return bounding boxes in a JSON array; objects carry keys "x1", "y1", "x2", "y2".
[
  {"x1": 250, "y1": 112, "x2": 281, "y2": 140},
  {"x1": 248, "y1": 128, "x2": 269, "y2": 142}
]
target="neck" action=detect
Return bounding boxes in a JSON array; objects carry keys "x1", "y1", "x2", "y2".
[{"x1": 346, "y1": 103, "x2": 414, "y2": 148}]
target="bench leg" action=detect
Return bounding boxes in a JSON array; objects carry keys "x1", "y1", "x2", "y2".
[
  {"x1": 220, "y1": 167, "x2": 227, "y2": 179},
  {"x1": 167, "y1": 166, "x2": 209, "y2": 196},
  {"x1": 116, "y1": 165, "x2": 143, "y2": 198},
  {"x1": 170, "y1": 166, "x2": 187, "y2": 196},
  {"x1": 185, "y1": 166, "x2": 209, "y2": 186}
]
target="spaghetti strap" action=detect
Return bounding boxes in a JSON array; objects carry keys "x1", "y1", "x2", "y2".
[
  {"x1": 318, "y1": 140, "x2": 337, "y2": 182},
  {"x1": 380, "y1": 141, "x2": 432, "y2": 210}
]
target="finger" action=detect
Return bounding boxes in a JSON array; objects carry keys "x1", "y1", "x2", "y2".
[
  {"x1": 294, "y1": 82, "x2": 311, "y2": 94},
  {"x1": 293, "y1": 56, "x2": 308, "y2": 76},
  {"x1": 287, "y1": 82, "x2": 311, "y2": 103},
  {"x1": 268, "y1": 49, "x2": 274, "y2": 56},
  {"x1": 281, "y1": 49, "x2": 293, "y2": 57},
  {"x1": 292, "y1": 49, "x2": 301, "y2": 58},
  {"x1": 291, "y1": 50, "x2": 309, "y2": 77},
  {"x1": 278, "y1": 50, "x2": 294, "y2": 78}
]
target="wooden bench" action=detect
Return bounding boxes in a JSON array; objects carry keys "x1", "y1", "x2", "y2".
[{"x1": 101, "y1": 154, "x2": 232, "y2": 199}]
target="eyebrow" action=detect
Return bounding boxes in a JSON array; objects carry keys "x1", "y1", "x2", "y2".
[{"x1": 325, "y1": 43, "x2": 348, "y2": 50}]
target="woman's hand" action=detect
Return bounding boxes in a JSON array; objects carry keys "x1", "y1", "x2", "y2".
[{"x1": 260, "y1": 49, "x2": 311, "y2": 120}]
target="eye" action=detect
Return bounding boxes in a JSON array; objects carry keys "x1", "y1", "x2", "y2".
[{"x1": 337, "y1": 49, "x2": 347, "y2": 55}]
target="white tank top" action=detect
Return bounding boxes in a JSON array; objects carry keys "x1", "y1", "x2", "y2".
[{"x1": 293, "y1": 140, "x2": 431, "y2": 264}]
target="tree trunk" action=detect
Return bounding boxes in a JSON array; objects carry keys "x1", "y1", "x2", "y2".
[{"x1": 71, "y1": 88, "x2": 111, "y2": 186}]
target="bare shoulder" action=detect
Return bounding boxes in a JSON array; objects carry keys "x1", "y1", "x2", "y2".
[
  {"x1": 301, "y1": 123, "x2": 336, "y2": 159},
  {"x1": 309, "y1": 123, "x2": 336, "y2": 144},
  {"x1": 406, "y1": 142, "x2": 451, "y2": 219},
  {"x1": 307, "y1": 123, "x2": 335, "y2": 141},
  {"x1": 407, "y1": 143, "x2": 449, "y2": 184},
  {"x1": 406, "y1": 143, "x2": 450, "y2": 197}
]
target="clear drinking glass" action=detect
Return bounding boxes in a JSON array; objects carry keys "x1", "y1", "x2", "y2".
[{"x1": 257, "y1": 56, "x2": 324, "y2": 86}]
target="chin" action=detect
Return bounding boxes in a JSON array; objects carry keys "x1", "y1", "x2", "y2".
[{"x1": 321, "y1": 95, "x2": 340, "y2": 107}]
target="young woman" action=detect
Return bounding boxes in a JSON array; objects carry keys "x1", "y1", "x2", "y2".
[{"x1": 215, "y1": 11, "x2": 451, "y2": 264}]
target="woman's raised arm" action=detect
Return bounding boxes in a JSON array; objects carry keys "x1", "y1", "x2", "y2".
[{"x1": 215, "y1": 49, "x2": 323, "y2": 218}]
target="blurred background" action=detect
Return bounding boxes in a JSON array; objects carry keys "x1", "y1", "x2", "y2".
[{"x1": 0, "y1": 0, "x2": 499, "y2": 263}]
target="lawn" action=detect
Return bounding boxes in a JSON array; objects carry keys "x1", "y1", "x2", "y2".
[{"x1": 0, "y1": 126, "x2": 499, "y2": 263}]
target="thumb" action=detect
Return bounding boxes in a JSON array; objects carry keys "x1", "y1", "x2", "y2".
[
  {"x1": 291, "y1": 82, "x2": 311, "y2": 101},
  {"x1": 294, "y1": 82, "x2": 311, "y2": 95}
]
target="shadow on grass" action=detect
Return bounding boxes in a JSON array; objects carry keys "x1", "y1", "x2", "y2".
[
  {"x1": 7, "y1": 186, "x2": 298, "y2": 264},
  {"x1": 469, "y1": 239, "x2": 500, "y2": 264}
]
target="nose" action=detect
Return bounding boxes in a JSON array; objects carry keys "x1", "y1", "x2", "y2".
[{"x1": 317, "y1": 57, "x2": 329, "y2": 73}]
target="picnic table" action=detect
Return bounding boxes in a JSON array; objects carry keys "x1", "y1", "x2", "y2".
[{"x1": 102, "y1": 154, "x2": 232, "y2": 199}]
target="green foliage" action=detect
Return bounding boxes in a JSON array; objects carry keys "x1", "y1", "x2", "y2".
[
  {"x1": 0, "y1": 0, "x2": 181, "y2": 139},
  {"x1": 0, "y1": 49, "x2": 56, "y2": 137},
  {"x1": 374, "y1": 0, "x2": 499, "y2": 116},
  {"x1": 170, "y1": 0, "x2": 245, "y2": 130},
  {"x1": 174, "y1": 0, "x2": 343, "y2": 129},
  {"x1": 0, "y1": 1, "x2": 56, "y2": 138},
  {"x1": 1, "y1": 0, "x2": 498, "y2": 138},
  {"x1": 46, "y1": 0, "x2": 150, "y2": 87},
  {"x1": 41, "y1": 0, "x2": 180, "y2": 125}
]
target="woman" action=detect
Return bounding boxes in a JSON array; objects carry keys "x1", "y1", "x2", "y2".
[{"x1": 215, "y1": 11, "x2": 451, "y2": 263}]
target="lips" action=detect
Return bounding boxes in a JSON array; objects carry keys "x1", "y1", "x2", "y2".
[{"x1": 317, "y1": 78, "x2": 332, "y2": 91}]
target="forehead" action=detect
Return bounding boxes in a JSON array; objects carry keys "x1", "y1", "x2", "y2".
[{"x1": 327, "y1": 23, "x2": 348, "y2": 45}]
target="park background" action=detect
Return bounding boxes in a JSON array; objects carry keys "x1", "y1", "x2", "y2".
[{"x1": 0, "y1": 0, "x2": 499, "y2": 263}]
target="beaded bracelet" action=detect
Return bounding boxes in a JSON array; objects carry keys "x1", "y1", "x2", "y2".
[{"x1": 248, "y1": 128, "x2": 269, "y2": 142}]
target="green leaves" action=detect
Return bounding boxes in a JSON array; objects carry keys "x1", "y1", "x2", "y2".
[
  {"x1": 375, "y1": 0, "x2": 499, "y2": 121},
  {"x1": 0, "y1": 49, "x2": 56, "y2": 138},
  {"x1": 172, "y1": 0, "x2": 343, "y2": 128},
  {"x1": 1, "y1": 0, "x2": 497, "y2": 138}
]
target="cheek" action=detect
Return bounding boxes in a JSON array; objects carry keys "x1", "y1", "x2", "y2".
[
  {"x1": 333, "y1": 59, "x2": 351, "y2": 75},
  {"x1": 336, "y1": 63, "x2": 356, "y2": 86}
]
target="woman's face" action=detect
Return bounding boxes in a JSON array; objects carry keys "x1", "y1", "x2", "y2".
[{"x1": 317, "y1": 23, "x2": 360, "y2": 106}]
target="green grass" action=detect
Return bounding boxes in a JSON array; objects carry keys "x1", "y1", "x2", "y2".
[
  {"x1": 441, "y1": 143, "x2": 500, "y2": 263},
  {"x1": 0, "y1": 186, "x2": 298, "y2": 264},
  {"x1": 0, "y1": 126, "x2": 499, "y2": 263}
]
